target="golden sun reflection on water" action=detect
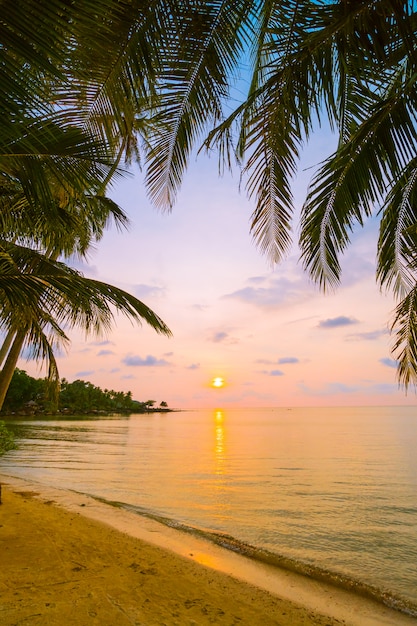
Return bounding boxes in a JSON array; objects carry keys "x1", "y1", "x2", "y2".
[
  {"x1": 214, "y1": 410, "x2": 226, "y2": 476},
  {"x1": 211, "y1": 410, "x2": 230, "y2": 516}
]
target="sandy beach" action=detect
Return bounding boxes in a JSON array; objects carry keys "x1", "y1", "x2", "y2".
[{"x1": 1, "y1": 474, "x2": 416, "y2": 626}]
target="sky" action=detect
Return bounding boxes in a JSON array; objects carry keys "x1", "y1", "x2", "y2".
[{"x1": 18, "y1": 126, "x2": 417, "y2": 409}]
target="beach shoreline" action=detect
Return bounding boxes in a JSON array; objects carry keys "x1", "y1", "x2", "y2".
[{"x1": 1, "y1": 473, "x2": 416, "y2": 626}]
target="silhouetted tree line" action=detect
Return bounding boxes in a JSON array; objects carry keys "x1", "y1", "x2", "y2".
[{"x1": 1, "y1": 369, "x2": 170, "y2": 416}]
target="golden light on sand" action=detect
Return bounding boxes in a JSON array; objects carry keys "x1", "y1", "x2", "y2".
[{"x1": 212, "y1": 377, "x2": 225, "y2": 388}]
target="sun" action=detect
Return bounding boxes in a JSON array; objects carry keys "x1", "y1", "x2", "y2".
[{"x1": 212, "y1": 377, "x2": 225, "y2": 388}]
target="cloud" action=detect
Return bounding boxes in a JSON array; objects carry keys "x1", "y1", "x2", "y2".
[
  {"x1": 223, "y1": 274, "x2": 311, "y2": 309},
  {"x1": 371, "y1": 383, "x2": 400, "y2": 394},
  {"x1": 318, "y1": 316, "x2": 358, "y2": 329},
  {"x1": 186, "y1": 363, "x2": 200, "y2": 370},
  {"x1": 89, "y1": 340, "x2": 114, "y2": 347},
  {"x1": 299, "y1": 379, "x2": 401, "y2": 397},
  {"x1": 379, "y1": 357, "x2": 398, "y2": 369},
  {"x1": 257, "y1": 357, "x2": 299, "y2": 365},
  {"x1": 122, "y1": 354, "x2": 170, "y2": 367},
  {"x1": 261, "y1": 369, "x2": 284, "y2": 376},
  {"x1": 287, "y1": 315, "x2": 318, "y2": 325},
  {"x1": 247, "y1": 275, "x2": 266, "y2": 284},
  {"x1": 133, "y1": 283, "x2": 166, "y2": 299},
  {"x1": 347, "y1": 329, "x2": 389, "y2": 341},
  {"x1": 298, "y1": 381, "x2": 360, "y2": 395},
  {"x1": 207, "y1": 329, "x2": 239, "y2": 344},
  {"x1": 75, "y1": 370, "x2": 95, "y2": 378},
  {"x1": 211, "y1": 331, "x2": 229, "y2": 343},
  {"x1": 97, "y1": 350, "x2": 114, "y2": 356}
]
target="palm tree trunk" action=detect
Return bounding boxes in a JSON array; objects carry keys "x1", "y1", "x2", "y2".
[
  {"x1": 0, "y1": 329, "x2": 16, "y2": 368},
  {"x1": 0, "y1": 328, "x2": 27, "y2": 411},
  {"x1": 0, "y1": 250, "x2": 60, "y2": 409}
]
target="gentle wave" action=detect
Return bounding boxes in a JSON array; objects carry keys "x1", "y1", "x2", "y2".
[{"x1": 89, "y1": 493, "x2": 417, "y2": 619}]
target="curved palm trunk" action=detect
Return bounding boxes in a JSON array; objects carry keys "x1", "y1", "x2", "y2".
[
  {"x1": 0, "y1": 250, "x2": 61, "y2": 410},
  {"x1": 0, "y1": 329, "x2": 16, "y2": 368},
  {"x1": 0, "y1": 328, "x2": 27, "y2": 411}
]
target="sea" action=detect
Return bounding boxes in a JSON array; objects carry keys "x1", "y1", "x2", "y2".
[{"x1": 1, "y1": 405, "x2": 417, "y2": 618}]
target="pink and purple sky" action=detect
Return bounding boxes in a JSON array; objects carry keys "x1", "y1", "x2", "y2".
[{"x1": 19, "y1": 127, "x2": 417, "y2": 409}]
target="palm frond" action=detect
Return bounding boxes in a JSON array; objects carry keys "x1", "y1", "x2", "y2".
[
  {"x1": 0, "y1": 242, "x2": 172, "y2": 337},
  {"x1": 377, "y1": 160, "x2": 417, "y2": 297},
  {"x1": 391, "y1": 285, "x2": 417, "y2": 389},
  {"x1": 145, "y1": 0, "x2": 254, "y2": 209},
  {"x1": 301, "y1": 59, "x2": 417, "y2": 289}
]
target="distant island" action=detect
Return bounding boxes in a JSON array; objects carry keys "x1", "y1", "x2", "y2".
[{"x1": 0, "y1": 369, "x2": 173, "y2": 417}]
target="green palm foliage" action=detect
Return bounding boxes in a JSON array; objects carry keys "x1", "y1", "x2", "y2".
[
  {"x1": 3, "y1": 0, "x2": 417, "y2": 390},
  {"x1": 0, "y1": 0, "x2": 172, "y2": 408},
  {"x1": 145, "y1": 0, "x2": 417, "y2": 389}
]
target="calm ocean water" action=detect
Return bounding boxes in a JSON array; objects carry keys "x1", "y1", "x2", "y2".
[{"x1": 1, "y1": 406, "x2": 417, "y2": 616}]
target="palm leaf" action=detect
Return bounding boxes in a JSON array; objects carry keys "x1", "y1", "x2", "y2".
[
  {"x1": 300, "y1": 59, "x2": 417, "y2": 289},
  {"x1": 391, "y1": 285, "x2": 417, "y2": 389},
  {"x1": 145, "y1": 0, "x2": 254, "y2": 209},
  {"x1": 0, "y1": 242, "x2": 172, "y2": 337},
  {"x1": 377, "y1": 159, "x2": 417, "y2": 297}
]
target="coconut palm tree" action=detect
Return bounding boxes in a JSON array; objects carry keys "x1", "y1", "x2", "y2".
[
  {"x1": 0, "y1": 0, "x2": 174, "y2": 407},
  {"x1": 143, "y1": 1, "x2": 417, "y2": 389},
  {"x1": 3, "y1": 0, "x2": 417, "y2": 389},
  {"x1": 0, "y1": 240, "x2": 172, "y2": 410},
  {"x1": 0, "y1": 106, "x2": 171, "y2": 409}
]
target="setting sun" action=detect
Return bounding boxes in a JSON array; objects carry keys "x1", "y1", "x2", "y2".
[{"x1": 212, "y1": 377, "x2": 225, "y2": 388}]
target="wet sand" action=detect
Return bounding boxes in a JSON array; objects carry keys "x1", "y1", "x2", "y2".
[{"x1": 1, "y1": 474, "x2": 416, "y2": 626}]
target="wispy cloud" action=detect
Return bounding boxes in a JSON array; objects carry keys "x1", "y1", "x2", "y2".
[
  {"x1": 256, "y1": 357, "x2": 299, "y2": 365},
  {"x1": 122, "y1": 354, "x2": 171, "y2": 367},
  {"x1": 299, "y1": 381, "x2": 359, "y2": 395},
  {"x1": 211, "y1": 331, "x2": 229, "y2": 343},
  {"x1": 278, "y1": 357, "x2": 299, "y2": 364},
  {"x1": 97, "y1": 350, "x2": 115, "y2": 357},
  {"x1": 75, "y1": 370, "x2": 95, "y2": 378},
  {"x1": 380, "y1": 357, "x2": 398, "y2": 369},
  {"x1": 133, "y1": 284, "x2": 166, "y2": 299},
  {"x1": 299, "y1": 378, "x2": 401, "y2": 396},
  {"x1": 247, "y1": 275, "x2": 266, "y2": 284},
  {"x1": 186, "y1": 363, "x2": 200, "y2": 370},
  {"x1": 223, "y1": 274, "x2": 311, "y2": 309},
  {"x1": 318, "y1": 316, "x2": 358, "y2": 329},
  {"x1": 347, "y1": 329, "x2": 389, "y2": 341},
  {"x1": 207, "y1": 329, "x2": 238, "y2": 344},
  {"x1": 260, "y1": 369, "x2": 284, "y2": 377},
  {"x1": 371, "y1": 383, "x2": 400, "y2": 394}
]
